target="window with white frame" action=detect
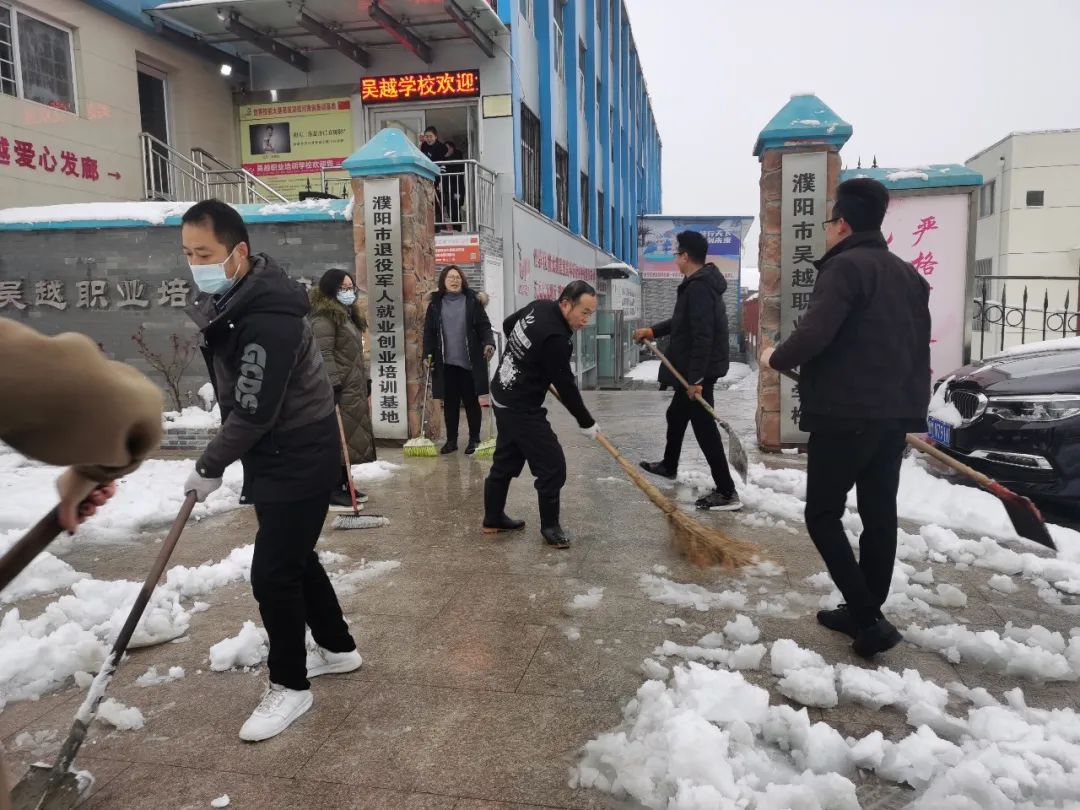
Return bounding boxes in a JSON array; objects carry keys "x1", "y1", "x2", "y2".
[
  {"x1": 0, "y1": 4, "x2": 76, "y2": 113},
  {"x1": 553, "y1": 14, "x2": 564, "y2": 77},
  {"x1": 578, "y1": 40, "x2": 586, "y2": 113},
  {"x1": 979, "y1": 180, "x2": 995, "y2": 218}
]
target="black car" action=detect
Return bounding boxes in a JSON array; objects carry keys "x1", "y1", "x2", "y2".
[{"x1": 927, "y1": 343, "x2": 1080, "y2": 509}]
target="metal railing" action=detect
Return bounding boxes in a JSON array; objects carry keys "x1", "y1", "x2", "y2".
[
  {"x1": 319, "y1": 159, "x2": 497, "y2": 233},
  {"x1": 191, "y1": 147, "x2": 287, "y2": 204},
  {"x1": 972, "y1": 275, "x2": 1080, "y2": 360},
  {"x1": 139, "y1": 132, "x2": 287, "y2": 204}
]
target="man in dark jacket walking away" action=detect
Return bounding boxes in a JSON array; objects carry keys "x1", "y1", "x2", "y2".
[
  {"x1": 180, "y1": 200, "x2": 361, "y2": 742},
  {"x1": 483, "y1": 281, "x2": 599, "y2": 548},
  {"x1": 762, "y1": 178, "x2": 931, "y2": 659},
  {"x1": 633, "y1": 230, "x2": 740, "y2": 512}
]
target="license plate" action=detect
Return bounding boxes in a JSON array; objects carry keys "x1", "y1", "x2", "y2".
[{"x1": 927, "y1": 417, "x2": 952, "y2": 447}]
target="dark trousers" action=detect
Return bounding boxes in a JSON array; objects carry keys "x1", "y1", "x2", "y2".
[
  {"x1": 443, "y1": 364, "x2": 482, "y2": 442},
  {"x1": 662, "y1": 380, "x2": 736, "y2": 495},
  {"x1": 804, "y1": 428, "x2": 908, "y2": 627},
  {"x1": 251, "y1": 495, "x2": 356, "y2": 691},
  {"x1": 485, "y1": 407, "x2": 566, "y2": 528}
]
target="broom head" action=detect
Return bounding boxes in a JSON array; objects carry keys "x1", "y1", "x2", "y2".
[
  {"x1": 332, "y1": 514, "x2": 390, "y2": 530},
  {"x1": 403, "y1": 437, "x2": 438, "y2": 458}
]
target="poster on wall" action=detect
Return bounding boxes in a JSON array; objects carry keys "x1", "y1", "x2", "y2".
[
  {"x1": 364, "y1": 177, "x2": 409, "y2": 440},
  {"x1": 511, "y1": 205, "x2": 603, "y2": 309},
  {"x1": 880, "y1": 194, "x2": 969, "y2": 379},
  {"x1": 779, "y1": 153, "x2": 827, "y2": 444},
  {"x1": 238, "y1": 98, "x2": 353, "y2": 200},
  {"x1": 636, "y1": 216, "x2": 753, "y2": 287}
]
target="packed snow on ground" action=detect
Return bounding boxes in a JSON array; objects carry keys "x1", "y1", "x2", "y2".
[
  {"x1": 350, "y1": 460, "x2": 402, "y2": 482},
  {"x1": 96, "y1": 698, "x2": 145, "y2": 731},
  {"x1": 579, "y1": 635, "x2": 1080, "y2": 808},
  {"x1": 0, "y1": 448, "x2": 244, "y2": 541},
  {"x1": 209, "y1": 621, "x2": 269, "y2": 672},
  {"x1": 162, "y1": 406, "x2": 221, "y2": 430},
  {"x1": 327, "y1": 559, "x2": 401, "y2": 596},
  {"x1": 568, "y1": 587, "x2": 604, "y2": 610},
  {"x1": 626, "y1": 360, "x2": 660, "y2": 382},
  {"x1": 135, "y1": 665, "x2": 185, "y2": 687}
]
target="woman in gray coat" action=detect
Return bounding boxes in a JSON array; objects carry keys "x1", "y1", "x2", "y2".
[{"x1": 310, "y1": 268, "x2": 376, "y2": 508}]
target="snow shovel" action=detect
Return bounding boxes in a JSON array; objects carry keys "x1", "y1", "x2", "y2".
[
  {"x1": 777, "y1": 369, "x2": 1055, "y2": 551},
  {"x1": 641, "y1": 340, "x2": 749, "y2": 483},
  {"x1": 10, "y1": 492, "x2": 198, "y2": 810},
  {"x1": 331, "y1": 406, "x2": 389, "y2": 531}
]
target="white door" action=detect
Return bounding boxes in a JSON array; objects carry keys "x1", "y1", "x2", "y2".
[{"x1": 371, "y1": 110, "x2": 426, "y2": 147}]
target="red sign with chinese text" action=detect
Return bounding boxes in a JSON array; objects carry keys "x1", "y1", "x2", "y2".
[{"x1": 360, "y1": 70, "x2": 481, "y2": 105}]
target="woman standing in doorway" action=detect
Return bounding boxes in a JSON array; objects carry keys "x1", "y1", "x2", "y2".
[
  {"x1": 309, "y1": 268, "x2": 376, "y2": 508},
  {"x1": 423, "y1": 265, "x2": 496, "y2": 455}
]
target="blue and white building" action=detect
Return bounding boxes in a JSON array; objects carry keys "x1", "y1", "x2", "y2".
[{"x1": 0, "y1": 0, "x2": 662, "y2": 383}]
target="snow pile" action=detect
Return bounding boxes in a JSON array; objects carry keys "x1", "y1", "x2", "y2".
[
  {"x1": 988, "y1": 574, "x2": 1019, "y2": 593},
  {"x1": 97, "y1": 698, "x2": 145, "y2": 731},
  {"x1": 886, "y1": 170, "x2": 930, "y2": 182},
  {"x1": 0, "y1": 545, "x2": 254, "y2": 704},
  {"x1": 0, "y1": 201, "x2": 192, "y2": 226},
  {"x1": 723, "y1": 614, "x2": 761, "y2": 644},
  {"x1": 638, "y1": 574, "x2": 747, "y2": 612},
  {"x1": 209, "y1": 621, "x2": 269, "y2": 671},
  {"x1": 211, "y1": 796, "x2": 231, "y2": 809},
  {"x1": 778, "y1": 664, "x2": 838, "y2": 708},
  {"x1": 573, "y1": 663, "x2": 861, "y2": 807},
  {"x1": 0, "y1": 453, "x2": 244, "y2": 540},
  {"x1": 927, "y1": 376, "x2": 963, "y2": 427},
  {"x1": 197, "y1": 383, "x2": 216, "y2": 410},
  {"x1": 350, "y1": 460, "x2": 402, "y2": 482},
  {"x1": 568, "y1": 587, "x2": 605, "y2": 610},
  {"x1": 640, "y1": 658, "x2": 670, "y2": 680},
  {"x1": 135, "y1": 665, "x2": 185, "y2": 687},
  {"x1": 626, "y1": 360, "x2": 660, "y2": 382},
  {"x1": 162, "y1": 406, "x2": 221, "y2": 430},
  {"x1": 904, "y1": 622, "x2": 1080, "y2": 681},
  {"x1": 579, "y1": 655, "x2": 1080, "y2": 807}
]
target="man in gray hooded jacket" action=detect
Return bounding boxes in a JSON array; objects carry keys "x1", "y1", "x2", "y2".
[{"x1": 180, "y1": 200, "x2": 361, "y2": 744}]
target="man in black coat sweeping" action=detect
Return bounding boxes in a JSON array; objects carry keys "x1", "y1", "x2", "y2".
[
  {"x1": 761, "y1": 177, "x2": 931, "y2": 659},
  {"x1": 482, "y1": 281, "x2": 599, "y2": 549},
  {"x1": 633, "y1": 230, "x2": 740, "y2": 512}
]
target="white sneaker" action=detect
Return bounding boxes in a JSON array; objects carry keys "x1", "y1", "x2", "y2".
[
  {"x1": 238, "y1": 683, "x2": 313, "y2": 742},
  {"x1": 306, "y1": 647, "x2": 362, "y2": 678}
]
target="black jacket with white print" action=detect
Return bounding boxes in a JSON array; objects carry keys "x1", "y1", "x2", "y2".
[
  {"x1": 490, "y1": 299, "x2": 595, "y2": 429},
  {"x1": 188, "y1": 253, "x2": 340, "y2": 503}
]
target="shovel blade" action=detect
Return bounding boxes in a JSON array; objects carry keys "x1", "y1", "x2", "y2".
[
  {"x1": 1002, "y1": 494, "x2": 1056, "y2": 550},
  {"x1": 10, "y1": 764, "x2": 85, "y2": 810}
]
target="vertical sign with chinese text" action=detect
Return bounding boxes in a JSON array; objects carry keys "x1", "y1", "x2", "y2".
[
  {"x1": 880, "y1": 194, "x2": 969, "y2": 378},
  {"x1": 780, "y1": 152, "x2": 827, "y2": 443},
  {"x1": 364, "y1": 177, "x2": 409, "y2": 440}
]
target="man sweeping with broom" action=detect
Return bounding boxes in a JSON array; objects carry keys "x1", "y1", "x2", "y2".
[{"x1": 482, "y1": 281, "x2": 600, "y2": 548}]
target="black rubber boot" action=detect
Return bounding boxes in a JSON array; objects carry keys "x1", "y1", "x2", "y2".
[
  {"x1": 482, "y1": 479, "x2": 524, "y2": 533},
  {"x1": 538, "y1": 496, "x2": 569, "y2": 548}
]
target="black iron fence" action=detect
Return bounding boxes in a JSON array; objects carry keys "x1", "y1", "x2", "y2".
[{"x1": 972, "y1": 275, "x2": 1080, "y2": 360}]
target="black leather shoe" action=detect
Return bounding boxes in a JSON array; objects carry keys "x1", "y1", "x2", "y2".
[
  {"x1": 817, "y1": 605, "x2": 859, "y2": 639},
  {"x1": 541, "y1": 525, "x2": 571, "y2": 549},
  {"x1": 852, "y1": 618, "x2": 903, "y2": 659},
  {"x1": 464, "y1": 438, "x2": 479, "y2": 455},
  {"x1": 440, "y1": 441, "x2": 458, "y2": 455},
  {"x1": 482, "y1": 514, "x2": 526, "y2": 534},
  {"x1": 639, "y1": 460, "x2": 677, "y2": 480}
]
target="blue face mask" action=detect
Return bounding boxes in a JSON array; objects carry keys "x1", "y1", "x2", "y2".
[
  {"x1": 336, "y1": 289, "x2": 357, "y2": 307},
  {"x1": 189, "y1": 247, "x2": 238, "y2": 295}
]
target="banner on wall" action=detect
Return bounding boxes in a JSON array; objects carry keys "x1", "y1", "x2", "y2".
[
  {"x1": 239, "y1": 98, "x2": 353, "y2": 200},
  {"x1": 636, "y1": 216, "x2": 753, "y2": 287},
  {"x1": 880, "y1": 194, "x2": 970, "y2": 379}
]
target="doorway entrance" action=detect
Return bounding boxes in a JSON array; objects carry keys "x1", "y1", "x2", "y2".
[{"x1": 137, "y1": 63, "x2": 171, "y2": 197}]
